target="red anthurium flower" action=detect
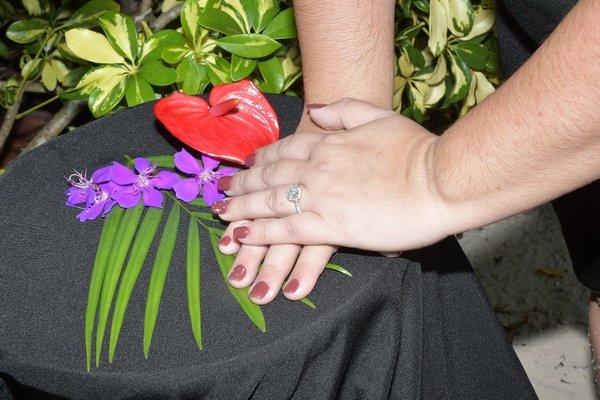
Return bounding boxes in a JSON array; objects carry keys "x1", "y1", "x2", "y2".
[{"x1": 153, "y1": 80, "x2": 280, "y2": 165}]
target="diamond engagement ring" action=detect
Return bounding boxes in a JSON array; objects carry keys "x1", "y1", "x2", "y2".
[{"x1": 286, "y1": 184, "x2": 302, "y2": 214}]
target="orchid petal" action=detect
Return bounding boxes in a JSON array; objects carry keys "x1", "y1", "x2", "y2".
[
  {"x1": 110, "y1": 163, "x2": 138, "y2": 185},
  {"x1": 142, "y1": 187, "x2": 164, "y2": 208},
  {"x1": 91, "y1": 166, "x2": 113, "y2": 183},
  {"x1": 65, "y1": 187, "x2": 86, "y2": 207},
  {"x1": 201, "y1": 154, "x2": 220, "y2": 172},
  {"x1": 150, "y1": 171, "x2": 181, "y2": 189},
  {"x1": 202, "y1": 179, "x2": 224, "y2": 205},
  {"x1": 112, "y1": 186, "x2": 141, "y2": 208},
  {"x1": 134, "y1": 157, "x2": 152, "y2": 173},
  {"x1": 84, "y1": 187, "x2": 96, "y2": 206},
  {"x1": 173, "y1": 178, "x2": 201, "y2": 202},
  {"x1": 174, "y1": 149, "x2": 203, "y2": 175},
  {"x1": 77, "y1": 202, "x2": 105, "y2": 222},
  {"x1": 102, "y1": 200, "x2": 117, "y2": 216}
]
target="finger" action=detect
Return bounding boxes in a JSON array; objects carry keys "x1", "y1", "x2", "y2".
[
  {"x1": 282, "y1": 245, "x2": 337, "y2": 300},
  {"x1": 232, "y1": 213, "x2": 332, "y2": 246},
  {"x1": 220, "y1": 159, "x2": 311, "y2": 196},
  {"x1": 227, "y1": 243, "x2": 269, "y2": 288},
  {"x1": 248, "y1": 133, "x2": 325, "y2": 167},
  {"x1": 309, "y1": 97, "x2": 396, "y2": 131},
  {"x1": 248, "y1": 244, "x2": 302, "y2": 304},
  {"x1": 213, "y1": 185, "x2": 312, "y2": 222},
  {"x1": 218, "y1": 220, "x2": 250, "y2": 255}
]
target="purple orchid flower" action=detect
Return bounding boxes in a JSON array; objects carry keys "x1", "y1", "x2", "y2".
[
  {"x1": 110, "y1": 158, "x2": 180, "y2": 208},
  {"x1": 65, "y1": 166, "x2": 112, "y2": 207},
  {"x1": 76, "y1": 182, "x2": 118, "y2": 222},
  {"x1": 172, "y1": 149, "x2": 237, "y2": 205}
]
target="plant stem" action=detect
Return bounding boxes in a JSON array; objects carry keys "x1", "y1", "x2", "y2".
[
  {"x1": 150, "y1": 3, "x2": 183, "y2": 30},
  {"x1": 163, "y1": 191, "x2": 216, "y2": 232},
  {"x1": 22, "y1": 100, "x2": 86, "y2": 152},
  {"x1": 16, "y1": 94, "x2": 59, "y2": 119}
]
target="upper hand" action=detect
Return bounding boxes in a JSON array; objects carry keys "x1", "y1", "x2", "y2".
[{"x1": 213, "y1": 98, "x2": 451, "y2": 252}]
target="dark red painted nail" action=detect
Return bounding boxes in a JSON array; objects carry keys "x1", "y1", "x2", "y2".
[
  {"x1": 306, "y1": 103, "x2": 327, "y2": 110},
  {"x1": 217, "y1": 176, "x2": 232, "y2": 192},
  {"x1": 229, "y1": 264, "x2": 246, "y2": 282},
  {"x1": 211, "y1": 200, "x2": 228, "y2": 215},
  {"x1": 218, "y1": 236, "x2": 231, "y2": 246},
  {"x1": 245, "y1": 153, "x2": 256, "y2": 167},
  {"x1": 249, "y1": 281, "x2": 269, "y2": 299},
  {"x1": 233, "y1": 226, "x2": 249, "y2": 239},
  {"x1": 283, "y1": 278, "x2": 299, "y2": 294}
]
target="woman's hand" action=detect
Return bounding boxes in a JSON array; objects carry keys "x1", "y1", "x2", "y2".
[
  {"x1": 213, "y1": 98, "x2": 453, "y2": 252},
  {"x1": 216, "y1": 110, "x2": 338, "y2": 305}
]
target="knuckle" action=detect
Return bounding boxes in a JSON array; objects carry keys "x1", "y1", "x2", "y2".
[
  {"x1": 282, "y1": 218, "x2": 300, "y2": 239},
  {"x1": 266, "y1": 189, "x2": 279, "y2": 212},
  {"x1": 236, "y1": 171, "x2": 248, "y2": 192},
  {"x1": 276, "y1": 137, "x2": 292, "y2": 158},
  {"x1": 321, "y1": 133, "x2": 343, "y2": 145},
  {"x1": 260, "y1": 164, "x2": 277, "y2": 187}
]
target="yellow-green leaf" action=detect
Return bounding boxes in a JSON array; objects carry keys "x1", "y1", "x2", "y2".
[
  {"x1": 186, "y1": 219, "x2": 203, "y2": 349},
  {"x1": 217, "y1": 33, "x2": 281, "y2": 59},
  {"x1": 73, "y1": 65, "x2": 128, "y2": 96},
  {"x1": 252, "y1": 0, "x2": 279, "y2": 32},
  {"x1": 444, "y1": 52, "x2": 471, "y2": 105},
  {"x1": 460, "y1": 8, "x2": 494, "y2": 41},
  {"x1": 88, "y1": 72, "x2": 127, "y2": 117},
  {"x1": 443, "y1": 0, "x2": 475, "y2": 37},
  {"x1": 49, "y1": 59, "x2": 69, "y2": 84},
  {"x1": 41, "y1": 61, "x2": 57, "y2": 90},
  {"x1": 181, "y1": 0, "x2": 201, "y2": 43},
  {"x1": 6, "y1": 19, "x2": 47, "y2": 44},
  {"x1": 125, "y1": 75, "x2": 155, "y2": 107},
  {"x1": 428, "y1": 0, "x2": 447, "y2": 57},
  {"x1": 99, "y1": 12, "x2": 138, "y2": 62},
  {"x1": 65, "y1": 28, "x2": 125, "y2": 64},
  {"x1": 474, "y1": 71, "x2": 495, "y2": 103},
  {"x1": 22, "y1": 0, "x2": 50, "y2": 16}
]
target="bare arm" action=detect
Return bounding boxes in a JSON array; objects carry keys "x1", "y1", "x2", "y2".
[
  {"x1": 294, "y1": 0, "x2": 396, "y2": 109},
  {"x1": 433, "y1": 0, "x2": 600, "y2": 234}
]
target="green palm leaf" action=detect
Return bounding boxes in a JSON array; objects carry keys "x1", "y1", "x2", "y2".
[
  {"x1": 325, "y1": 263, "x2": 352, "y2": 277},
  {"x1": 95, "y1": 204, "x2": 144, "y2": 367},
  {"x1": 108, "y1": 207, "x2": 163, "y2": 363},
  {"x1": 186, "y1": 219, "x2": 203, "y2": 349},
  {"x1": 300, "y1": 297, "x2": 316, "y2": 309},
  {"x1": 84, "y1": 206, "x2": 124, "y2": 371},
  {"x1": 208, "y1": 229, "x2": 266, "y2": 333},
  {"x1": 143, "y1": 202, "x2": 181, "y2": 358}
]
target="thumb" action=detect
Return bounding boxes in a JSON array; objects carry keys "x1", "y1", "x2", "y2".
[{"x1": 308, "y1": 97, "x2": 396, "y2": 131}]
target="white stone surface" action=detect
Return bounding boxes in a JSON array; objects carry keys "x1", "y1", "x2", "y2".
[{"x1": 458, "y1": 204, "x2": 599, "y2": 400}]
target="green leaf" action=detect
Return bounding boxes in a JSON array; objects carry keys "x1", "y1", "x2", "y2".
[
  {"x1": 65, "y1": 28, "x2": 125, "y2": 64},
  {"x1": 191, "y1": 211, "x2": 219, "y2": 222},
  {"x1": 444, "y1": 52, "x2": 471, "y2": 106},
  {"x1": 190, "y1": 198, "x2": 208, "y2": 207},
  {"x1": 250, "y1": 0, "x2": 279, "y2": 32},
  {"x1": 208, "y1": 229, "x2": 266, "y2": 332},
  {"x1": 22, "y1": 0, "x2": 50, "y2": 16},
  {"x1": 84, "y1": 207, "x2": 124, "y2": 372},
  {"x1": 161, "y1": 46, "x2": 189, "y2": 64},
  {"x1": 125, "y1": 75, "x2": 155, "y2": 107},
  {"x1": 181, "y1": 0, "x2": 202, "y2": 43},
  {"x1": 108, "y1": 207, "x2": 163, "y2": 363},
  {"x1": 21, "y1": 58, "x2": 42, "y2": 79},
  {"x1": 138, "y1": 60, "x2": 177, "y2": 86},
  {"x1": 199, "y1": 9, "x2": 243, "y2": 35},
  {"x1": 258, "y1": 56, "x2": 284, "y2": 94},
  {"x1": 460, "y1": 7, "x2": 494, "y2": 41},
  {"x1": 99, "y1": 12, "x2": 138, "y2": 62},
  {"x1": 0, "y1": 40, "x2": 8, "y2": 59},
  {"x1": 41, "y1": 61, "x2": 57, "y2": 90},
  {"x1": 428, "y1": 0, "x2": 447, "y2": 57},
  {"x1": 186, "y1": 219, "x2": 203, "y2": 349},
  {"x1": 63, "y1": 65, "x2": 126, "y2": 100},
  {"x1": 300, "y1": 297, "x2": 316, "y2": 309},
  {"x1": 452, "y1": 42, "x2": 488, "y2": 70},
  {"x1": 403, "y1": 45, "x2": 425, "y2": 69},
  {"x1": 217, "y1": 33, "x2": 281, "y2": 59},
  {"x1": 206, "y1": 57, "x2": 232, "y2": 85},
  {"x1": 65, "y1": 0, "x2": 121, "y2": 28},
  {"x1": 413, "y1": 0, "x2": 430, "y2": 13},
  {"x1": 183, "y1": 60, "x2": 210, "y2": 94},
  {"x1": 144, "y1": 203, "x2": 181, "y2": 358},
  {"x1": 6, "y1": 19, "x2": 47, "y2": 44},
  {"x1": 95, "y1": 204, "x2": 144, "y2": 367},
  {"x1": 146, "y1": 155, "x2": 175, "y2": 168},
  {"x1": 139, "y1": 29, "x2": 185, "y2": 64},
  {"x1": 262, "y1": 8, "x2": 297, "y2": 40},
  {"x1": 325, "y1": 263, "x2": 352, "y2": 277},
  {"x1": 230, "y1": 54, "x2": 257, "y2": 81},
  {"x1": 221, "y1": 0, "x2": 253, "y2": 33},
  {"x1": 444, "y1": 0, "x2": 475, "y2": 37},
  {"x1": 88, "y1": 73, "x2": 127, "y2": 117}
]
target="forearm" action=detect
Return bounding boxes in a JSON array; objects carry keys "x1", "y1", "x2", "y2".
[
  {"x1": 293, "y1": 0, "x2": 396, "y2": 109},
  {"x1": 432, "y1": 0, "x2": 600, "y2": 233}
]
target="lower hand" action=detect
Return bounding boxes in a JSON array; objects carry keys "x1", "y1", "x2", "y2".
[{"x1": 214, "y1": 98, "x2": 451, "y2": 252}]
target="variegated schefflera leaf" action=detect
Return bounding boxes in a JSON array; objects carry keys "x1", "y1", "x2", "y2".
[
  {"x1": 60, "y1": 11, "x2": 181, "y2": 117},
  {"x1": 394, "y1": 0, "x2": 499, "y2": 124}
]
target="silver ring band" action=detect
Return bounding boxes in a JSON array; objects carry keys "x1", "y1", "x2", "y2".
[{"x1": 286, "y1": 184, "x2": 302, "y2": 214}]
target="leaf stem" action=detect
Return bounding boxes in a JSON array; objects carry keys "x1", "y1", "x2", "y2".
[{"x1": 16, "y1": 94, "x2": 60, "y2": 119}]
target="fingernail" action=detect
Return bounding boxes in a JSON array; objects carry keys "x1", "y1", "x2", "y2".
[
  {"x1": 218, "y1": 236, "x2": 231, "y2": 246},
  {"x1": 245, "y1": 153, "x2": 256, "y2": 167},
  {"x1": 229, "y1": 264, "x2": 246, "y2": 282},
  {"x1": 283, "y1": 278, "x2": 299, "y2": 294},
  {"x1": 249, "y1": 281, "x2": 269, "y2": 299},
  {"x1": 306, "y1": 103, "x2": 327, "y2": 110},
  {"x1": 217, "y1": 176, "x2": 232, "y2": 192},
  {"x1": 233, "y1": 226, "x2": 249, "y2": 239},
  {"x1": 211, "y1": 200, "x2": 228, "y2": 215}
]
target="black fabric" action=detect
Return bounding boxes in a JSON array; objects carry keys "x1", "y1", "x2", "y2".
[
  {"x1": 497, "y1": 0, "x2": 600, "y2": 292},
  {"x1": 0, "y1": 96, "x2": 536, "y2": 399}
]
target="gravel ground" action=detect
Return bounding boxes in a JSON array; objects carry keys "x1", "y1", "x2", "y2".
[{"x1": 458, "y1": 204, "x2": 598, "y2": 399}]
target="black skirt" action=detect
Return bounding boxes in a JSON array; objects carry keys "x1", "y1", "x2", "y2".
[{"x1": 0, "y1": 95, "x2": 537, "y2": 399}]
